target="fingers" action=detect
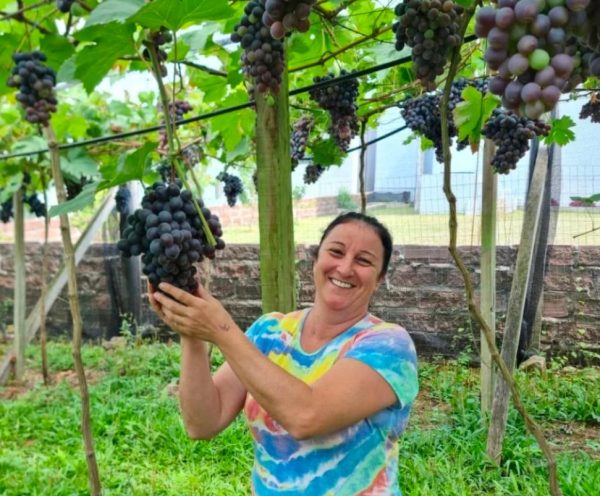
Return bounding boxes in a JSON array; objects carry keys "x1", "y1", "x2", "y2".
[
  {"x1": 158, "y1": 282, "x2": 196, "y2": 305},
  {"x1": 196, "y1": 283, "x2": 212, "y2": 300}
]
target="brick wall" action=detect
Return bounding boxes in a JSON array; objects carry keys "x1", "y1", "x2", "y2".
[{"x1": 0, "y1": 243, "x2": 598, "y2": 362}]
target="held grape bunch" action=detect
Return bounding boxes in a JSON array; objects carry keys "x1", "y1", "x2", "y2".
[
  {"x1": 7, "y1": 51, "x2": 57, "y2": 126},
  {"x1": 308, "y1": 71, "x2": 359, "y2": 152},
  {"x1": 475, "y1": 0, "x2": 600, "y2": 118},
  {"x1": 117, "y1": 180, "x2": 225, "y2": 294},
  {"x1": 393, "y1": 0, "x2": 464, "y2": 88},
  {"x1": 231, "y1": 0, "x2": 285, "y2": 95}
]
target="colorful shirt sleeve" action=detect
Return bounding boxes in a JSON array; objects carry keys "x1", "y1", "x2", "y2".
[{"x1": 343, "y1": 326, "x2": 419, "y2": 409}]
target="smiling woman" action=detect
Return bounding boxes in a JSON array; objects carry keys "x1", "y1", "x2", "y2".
[{"x1": 149, "y1": 211, "x2": 419, "y2": 495}]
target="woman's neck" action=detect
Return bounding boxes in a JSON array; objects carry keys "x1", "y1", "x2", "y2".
[{"x1": 304, "y1": 303, "x2": 369, "y2": 340}]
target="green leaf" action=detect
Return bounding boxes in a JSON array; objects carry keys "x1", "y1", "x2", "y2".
[
  {"x1": 49, "y1": 182, "x2": 98, "y2": 217},
  {"x1": 11, "y1": 136, "x2": 47, "y2": 159},
  {"x1": 179, "y1": 24, "x2": 220, "y2": 52},
  {"x1": 61, "y1": 149, "x2": 99, "y2": 179},
  {"x1": 453, "y1": 86, "x2": 500, "y2": 146},
  {"x1": 74, "y1": 22, "x2": 136, "y2": 93},
  {"x1": 543, "y1": 116, "x2": 576, "y2": 146},
  {"x1": 98, "y1": 141, "x2": 157, "y2": 189},
  {"x1": 570, "y1": 194, "x2": 600, "y2": 205},
  {"x1": 310, "y1": 138, "x2": 344, "y2": 166},
  {"x1": 188, "y1": 72, "x2": 228, "y2": 102},
  {"x1": 56, "y1": 55, "x2": 78, "y2": 85},
  {"x1": 39, "y1": 34, "x2": 75, "y2": 73},
  {"x1": 130, "y1": 0, "x2": 235, "y2": 31},
  {"x1": 85, "y1": 0, "x2": 145, "y2": 27},
  {"x1": 0, "y1": 32, "x2": 22, "y2": 96},
  {"x1": 420, "y1": 136, "x2": 433, "y2": 151}
]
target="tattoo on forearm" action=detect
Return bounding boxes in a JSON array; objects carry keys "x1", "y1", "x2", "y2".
[{"x1": 218, "y1": 323, "x2": 230, "y2": 332}]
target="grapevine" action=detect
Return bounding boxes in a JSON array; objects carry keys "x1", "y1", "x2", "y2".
[
  {"x1": 7, "y1": 51, "x2": 57, "y2": 126},
  {"x1": 158, "y1": 100, "x2": 193, "y2": 152},
  {"x1": 309, "y1": 71, "x2": 359, "y2": 152},
  {"x1": 231, "y1": 0, "x2": 285, "y2": 95},
  {"x1": 481, "y1": 108, "x2": 550, "y2": 174},
  {"x1": 117, "y1": 180, "x2": 225, "y2": 293},
  {"x1": 393, "y1": 0, "x2": 464, "y2": 88},
  {"x1": 217, "y1": 171, "x2": 244, "y2": 207}
]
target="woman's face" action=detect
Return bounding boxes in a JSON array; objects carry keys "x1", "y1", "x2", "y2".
[{"x1": 313, "y1": 221, "x2": 384, "y2": 313}]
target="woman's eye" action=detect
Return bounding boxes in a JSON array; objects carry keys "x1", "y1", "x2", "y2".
[
  {"x1": 357, "y1": 258, "x2": 372, "y2": 266},
  {"x1": 329, "y1": 249, "x2": 343, "y2": 256}
]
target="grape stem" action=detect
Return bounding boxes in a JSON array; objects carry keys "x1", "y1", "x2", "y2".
[
  {"x1": 145, "y1": 33, "x2": 216, "y2": 248},
  {"x1": 439, "y1": 4, "x2": 562, "y2": 496}
]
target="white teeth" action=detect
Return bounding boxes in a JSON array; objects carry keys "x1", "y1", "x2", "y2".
[{"x1": 330, "y1": 278, "x2": 353, "y2": 289}]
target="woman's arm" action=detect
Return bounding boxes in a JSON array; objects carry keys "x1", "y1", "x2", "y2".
[
  {"x1": 152, "y1": 283, "x2": 400, "y2": 440},
  {"x1": 149, "y1": 290, "x2": 247, "y2": 440}
]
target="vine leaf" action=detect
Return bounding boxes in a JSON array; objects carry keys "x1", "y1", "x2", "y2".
[
  {"x1": 39, "y1": 34, "x2": 76, "y2": 73},
  {"x1": 60, "y1": 149, "x2": 99, "y2": 180},
  {"x1": 98, "y1": 141, "x2": 157, "y2": 189},
  {"x1": 543, "y1": 116, "x2": 576, "y2": 146},
  {"x1": 453, "y1": 86, "x2": 499, "y2": 148},
  {"x1": 85, "y1": 0, "x2": 145, "y2": 27},
  {"x1": 0, "y1": 32, "x2": 22, "y2": 96},
  {"x1": 130, "y1": 0, "x2": 235, "y2": 31},
  {"x1": 74, "y1": 22, "x2": 137, "y2": 93},
  {"x1": 310, "y1": 138, "x2": 344, "y2": 166},
  {"x1": 49, "y1": 182, "x2": 98, "y2": 217}
]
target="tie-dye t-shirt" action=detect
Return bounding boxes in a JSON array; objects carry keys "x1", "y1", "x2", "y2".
[{"x1": 243, "y1": 309, "x2": 419, "y2": 496}]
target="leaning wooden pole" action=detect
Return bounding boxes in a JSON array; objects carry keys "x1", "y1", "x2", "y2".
[
  {"x1": 255, "y1": 65, "x2": 296, "y2": 314},
  {"x1": 13, "y1": 189, "x2": 26, "y2": 381},
  {"x1": 486, "y1": 143, "x2": 548, "y2": 461},
  {"x1": 44, "y1": 125, "x2": 102, "y2": 496},
  {"x1": 480, "y1": 138, "x2": 497, "y2": 416}
]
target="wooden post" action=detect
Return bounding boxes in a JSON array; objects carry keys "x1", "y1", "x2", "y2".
[
  {"x1": 13, "y1": 190, "x2": 26, "y2": 381},
  {"x1": 255, "y1": 67, "x2": 296, "y2": 314},
  {"x1": 486, "y1": 145, "x2": 548, "y2": 462},
  {"x1": 480, "y1": 138, "x2": 496, "y2": 416}
]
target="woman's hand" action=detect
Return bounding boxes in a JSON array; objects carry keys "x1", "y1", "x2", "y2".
[{"x1": 150, "y1": 282, "x2": 236, "y2": 343}]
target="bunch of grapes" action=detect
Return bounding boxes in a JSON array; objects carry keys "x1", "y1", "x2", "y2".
[
  {"x1": 309, "y1": 71, "x2": 359, "y2": 151},
  {"x1": 56, "y1": 0, "x2": 75, "y2": 13},
  {"x1": 7, "y1": 51, "x2": 57, "y2": 126},
  {"x1": 303, "y1": 164, "x2": 326, "y2": 184},
  {"x1": 0, "y1": 199, "x2": 12, "y2": 223},
  {"x1": 261, "y1": 0, "x2": 315, "y2": 39},
  {"x1": 476, "y1": 0, "x2": 600, "y2": 118},
  {"x1": 115, "y1": 185, "x2": 131, "y2": 215},
  {"x1": 290, "y1": 115, "x2": 314, "y2": 165},
  {"x1": 143, "y1": 28, "x2": 172, "y2": 78},
  {"x1": 24, "y1": 194, "x2": 46, "y2": 218},
  {"x1": 482, "y1": 108, "x2": 550, "y2": 174},
  {"x1": 158, "y1": 100, "x2": 193, "y2": 151},
  {"x1": 117, "y1": 180, "x2": 225, "y2": 293},
  {"x1": 64, "y1": 176, "x2": 92, "y2": 200},
  {"x1": 392, "y1": 0, "x2": 464, "y2": 88},
  {"x1": 231, "y1": 0, "x2": 285, "y2": 95},
  {"x1": 580, "y1": 93, "x2": 600, "y2": 123},
  {"x1": 217, "y1": 171, "x2": 244, "y2": 207}
]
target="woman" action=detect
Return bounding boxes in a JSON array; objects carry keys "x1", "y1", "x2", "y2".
[{"x1": 150, "y1": 212, "x2": 419, "y2": 495}]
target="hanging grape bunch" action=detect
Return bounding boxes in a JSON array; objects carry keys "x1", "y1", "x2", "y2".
[
  {"x1": 7, "y1": 51, "x2": 57, "y2": 126},
  {"x1": 230, "y1": 0, "x2": 285, "y2": 95},
  {"x1": 303, "y1": 164, "x2": 326, "y2": 184},
  {"x1": 400, "y1": 78, "x2": 485, "y2": 161},
  {"x1": 476, "y1": 0, "x2": 600, "y2": 119},
  {"x1": 580, "y1": 92, "x2": 600, "y2": 123},
  {"x1": 261, "y1": 0, "x2": 316, "y2": 38},
  {"x1": 309, "y1": 71, "x2": 359, "y2": 152},
  {"x1": 117, "y1": 180, "x2": 225, "y2": 293},
  {"x1": 482, "y1": 108, "x2": 550, "y2": 174},
  {"x1": 216, "y1": 171, "x2": 244, "y2": 207},
  {"x1": 392, "y1": 0, "x2": 464, "y2": 88},
  {"x1": 290, "y1": 115, "x2": 314, "y2": 166},
  {"x1": 142, "y1": 28, "x2": 172, "y2": 78},
  {"x1": 115, "y1": 186, "x2": 132, "y2": 215},
  {"x1": 56, "y1": 0, "x2": 75, "y2": 13},
  {"x1": 0, "y1": 199, "x2": 13, "y2": 223},
  {"x1": 158, "y1": 100, "x2": 193, "y2": 151}
]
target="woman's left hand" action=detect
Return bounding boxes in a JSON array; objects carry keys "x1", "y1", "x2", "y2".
[{"x1": 151, "y1": 282, "x2": 236, "y2": 343}]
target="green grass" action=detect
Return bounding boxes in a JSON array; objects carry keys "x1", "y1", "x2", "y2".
[
  {"x1": 1, "y1": 342, "x2": 598, "y2": 495},
  {"x1": 222, "y1": 205, "x2": 600, "y2": 246}
]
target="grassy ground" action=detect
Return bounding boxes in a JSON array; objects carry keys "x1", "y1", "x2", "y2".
[
  {"x1": 223, "y1": 205, "x2": 600, "y2": 246},
  {"x1": 1, "y1": 341, "x2": 598, "y2": 495}
]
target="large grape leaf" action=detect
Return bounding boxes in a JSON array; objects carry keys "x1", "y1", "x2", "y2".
[
  {"x1": 310, "y1": 138, "x2": 344, "y2": 166},
  {"x1": 73, "y1": 22, "x2": 136, "y2": 93},
  {"x1": 543, "y1": 116, "x2": 575, "y2": 146},
  {"x1": 49, "y1": 182, "x2": 98, "y2": 217},
  {"x1": 0, "y1": 32, "x2": 22, "y2": 96},
  {"x1": 130, "y1": 0, "x2": 235, "y2": 31},
  {"x1": 60, "y1": 149, "x2": 99, "y2": 179},
  {"x1": 85, "y1": 0, "x2": 145, "y2": 27},
  {"x1": 39, "y1": 34, "x2": 76, "y2": 73},
  {"x1": 98, "y1": 141, "x2": 157, "y2": 189},
  {"x1": 453, "y1": 86, "x2": 500, "y2": 147}
]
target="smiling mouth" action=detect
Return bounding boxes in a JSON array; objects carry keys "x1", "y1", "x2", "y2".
[{"x1": 330, "y1": 277, "x2": 354, "y2": 289}]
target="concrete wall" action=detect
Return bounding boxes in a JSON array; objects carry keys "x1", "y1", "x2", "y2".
[{"x1": 1, "y1": 243, "x2": 598, "y2": 363}]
